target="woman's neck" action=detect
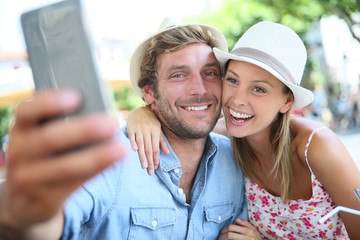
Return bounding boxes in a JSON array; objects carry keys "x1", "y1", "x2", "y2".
[{"x1": 245, "y1": 128, "x2": 274, "y2": 161}]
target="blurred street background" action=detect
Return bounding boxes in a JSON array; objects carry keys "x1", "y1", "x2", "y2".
[
  {"x1": 0, "y1": 0, "x2": 360, "y2": 170},
  {"x1": 338, "y1": 128, "x2": 360, "y2": 169}
]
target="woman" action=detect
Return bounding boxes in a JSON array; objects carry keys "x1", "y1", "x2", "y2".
[{"x1": 127, "y1": 21, "x2": 360, "y2": 239}]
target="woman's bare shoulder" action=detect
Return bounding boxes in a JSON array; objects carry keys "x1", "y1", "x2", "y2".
[
  {"x1": 290, "y1": 116, "x2": 333, "y2": 162},
  {"x1": 290, "y1": 115, "x2": 327, "y2": 142}
]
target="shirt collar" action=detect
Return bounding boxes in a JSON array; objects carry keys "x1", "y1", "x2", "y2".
[{"x1": 158, "y1": 134, "x2": 218, "y2": 173}]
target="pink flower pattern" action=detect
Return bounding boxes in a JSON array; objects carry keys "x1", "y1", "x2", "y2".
[{"x1": 245, "y1": 128, "x2": 349, "y2": 239}]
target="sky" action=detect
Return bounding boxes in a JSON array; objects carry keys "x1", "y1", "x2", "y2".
[{"x1": 0, "y1": 0, "x2": 207, "y2": 52}]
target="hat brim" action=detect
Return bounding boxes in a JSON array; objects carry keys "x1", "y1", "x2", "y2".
[
  {"x1": 213, "y1": 47, "x2": 313, "y2": 109},
  {"x1": 130, "y1": 24, "x2": 228, "y2": 98}
]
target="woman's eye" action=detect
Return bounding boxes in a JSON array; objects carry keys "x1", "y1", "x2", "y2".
[
  {"x1": 225, "y1": 77, "x2": 237, "y2": 84},
  {"x1": 253, "y1": 87, "x2": 266, "y2": 93}
]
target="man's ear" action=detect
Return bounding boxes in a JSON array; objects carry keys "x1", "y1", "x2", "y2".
[
  {"x1": 280, "y1": 93, "x2": 294, "y2": 113},
  {"x1": 142, "y1": 85, "x2": 155, "y2": 105}
]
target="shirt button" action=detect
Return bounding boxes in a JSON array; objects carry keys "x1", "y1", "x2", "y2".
[
  {"x1": 217, "y1": 215, "x2": 222, "y2": 221},
  {"x1": 152, "y1": 219, "x2": 158, "y2": 228},
  {"x1": 177, "y1": 188, "x2": 184, "y2": 195},
  {"x1": 174, "y1": 168, "x2": 180, "y2": 174}
]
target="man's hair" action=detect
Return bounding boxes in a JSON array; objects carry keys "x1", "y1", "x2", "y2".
[{"x1": 138, "y1": 25, "x2": 220, "y2": 97}]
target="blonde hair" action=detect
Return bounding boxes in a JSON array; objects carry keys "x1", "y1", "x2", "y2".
[
  {"x1": 231, "y1": 88, "x2": 293, "y2": 203},
  {"x1": 138, "y1": 25, "x2": 219, "y2": 97}
]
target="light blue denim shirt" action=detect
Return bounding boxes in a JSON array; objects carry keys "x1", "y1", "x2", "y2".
[{"x1": 62, "y1": 132, "x2": 247, "y2": 240}]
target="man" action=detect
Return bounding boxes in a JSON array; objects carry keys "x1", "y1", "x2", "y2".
[{"x1": 0, "y1": 18, "x2": 247, "y2": 239}]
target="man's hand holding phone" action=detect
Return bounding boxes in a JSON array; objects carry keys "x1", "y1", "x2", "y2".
[{"x1": 0, "y1": 89, "x2": 126, "y2": 233}]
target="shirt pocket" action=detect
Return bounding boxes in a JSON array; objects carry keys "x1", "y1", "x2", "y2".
[
  {"x1": 128, "y1": 206, "x2": 175, "y2": 240},
  {"x1": 203, "y1": 202, "x2": 235, "y2": 239}
]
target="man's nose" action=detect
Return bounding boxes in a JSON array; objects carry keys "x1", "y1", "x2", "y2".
[{"x1": 187, "y1": 73, "x2": 207, "y2": 95}]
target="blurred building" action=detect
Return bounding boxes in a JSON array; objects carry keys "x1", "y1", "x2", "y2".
[
  {"x1": 320, "y1": 15, "x2": 360, "y2": 95},
  {"x1": 319, "y1": 16, "x2": 360, "y2": 130}
]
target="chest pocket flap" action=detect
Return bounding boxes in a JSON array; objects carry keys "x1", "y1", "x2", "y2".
[
  {"x1": 204, "y1": 203, "x2": 234, "y2": 223},
  {"x1": 130, "y1": 207, "x2": 175, "y2": 229}
]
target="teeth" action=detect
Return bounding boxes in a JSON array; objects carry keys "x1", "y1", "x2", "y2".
[
  {"x1": 185, "y1": 105, "x2": 208, "y2": 111},
  {"x1": 229, "y1": 108, "x2": 253, "y2": 119}
]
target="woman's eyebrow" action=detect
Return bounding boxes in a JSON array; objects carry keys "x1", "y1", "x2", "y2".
[
  {"x1": 227, "y1": 69, "x2": 239, "y2": 77},
  {"x1": 252, "y1": 80, "x2": 274, "y2": 87}
]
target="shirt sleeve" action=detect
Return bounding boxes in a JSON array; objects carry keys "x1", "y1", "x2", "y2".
[
  {"x1": 235, "y1": 185, "x2": 248, "y2": 221},
  {"x1": 62, "y1": 186, "x2": 94, "y2": 240}
]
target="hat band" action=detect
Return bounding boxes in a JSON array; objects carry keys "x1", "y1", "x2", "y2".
[{"x1": 231, "y1": 48, "x2": 299, "y2": 86}]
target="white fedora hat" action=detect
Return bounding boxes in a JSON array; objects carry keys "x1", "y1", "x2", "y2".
[
  {"x1": 213, "y1": 21, "x2": 314, "y2": 109},
  {"x1": 130, "y1": 17, "x2": 228, "y2": 98}
]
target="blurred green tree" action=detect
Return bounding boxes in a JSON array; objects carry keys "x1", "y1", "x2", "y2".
[
  {"x1": 317, "y1": 0, "x2": 360, "y2": 43},
  {"x1": 188, "y1": 0, "x2": 359, "y2": 49},
  {"x1": 0, "y1": 107, "x2": 12, "y2": 149},
  {"x1": 186, "y1": 0, "x2": 359, "y2": 95},
  {"x1": 112, "y1": 87, "x2": 144, "y2": 111}
]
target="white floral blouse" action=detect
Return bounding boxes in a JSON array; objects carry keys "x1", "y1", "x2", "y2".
[{"x1": 245, "y1": 127, "x2": 349, "y2": 239}]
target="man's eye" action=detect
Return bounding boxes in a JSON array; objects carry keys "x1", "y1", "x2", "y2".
[
  {"x1": 205, "y1": 71, "x2": 215, "y2": 76},
  {"x1": 172, "y1": 73, "x2": 184, "y2": 78}
]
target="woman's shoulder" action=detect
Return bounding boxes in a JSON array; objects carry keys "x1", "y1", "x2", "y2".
[
  {"x1": 290, "y1": 116, "x2": 332, "y2": 142},
  {"x1": 290, "y1": 116, "x2": 336, "y2": 160},
  {"x1": 290, "y1": 116, "x2": 345, "y2": 169}
]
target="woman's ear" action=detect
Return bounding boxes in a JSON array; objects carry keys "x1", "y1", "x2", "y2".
[
  {"x1": 142, "y1": 85, "x2": 155, "y2": 105},
  {"x1": 280, "y1": 93, "x2": 294, "y2": 113}
]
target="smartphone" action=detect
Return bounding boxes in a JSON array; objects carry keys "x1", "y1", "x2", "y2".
[{"x1": 21, "y1": 0, "x2": 110, "y2": 118}]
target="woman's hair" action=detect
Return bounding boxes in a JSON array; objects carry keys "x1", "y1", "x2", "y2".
[
  {"x1": 231, "y1": 86, "x2": 293, "y2": 203},
  {"x1": 138, "y1": 25, "x2": 219, "y2": 98}
]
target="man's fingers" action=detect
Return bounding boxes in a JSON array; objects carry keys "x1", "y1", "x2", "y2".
[
  {"x1": 4, "y1": 140, "x2": 126, "y2": 226},
  {"x1": 14, "y1": 90, "x2": 81, "y2": 129},
  {"x1": 10, "y1": 140, "x2": 126, "y2": 191},
  {"x1": 7, "y1": 113, "x2": 118, "y2": 166}
]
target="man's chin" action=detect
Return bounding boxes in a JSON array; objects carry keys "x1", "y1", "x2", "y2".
[{"x1": 174, "y1": 123, "x2": 216, "y2": 139}]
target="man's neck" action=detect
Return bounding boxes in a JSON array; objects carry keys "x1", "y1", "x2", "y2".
[
  {"x1": 163, "y1": 128, "x2": 208, "y2": 204},
  {"x1": 164, "y1": 128, "x2": 207, "y2": 165}
]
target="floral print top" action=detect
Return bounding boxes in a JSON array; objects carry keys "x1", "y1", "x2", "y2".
[{"x1": 245, "y1": 127, "x2": 349, "y2": 239}]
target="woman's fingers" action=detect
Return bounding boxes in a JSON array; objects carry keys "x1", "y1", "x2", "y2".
[
  {"x1": 142, "y1": 129, "x2": 155, "y2": 174},
  {"x1": 127, "y1": 125, "x2": 161, "y2": 175},
  {"x1": 127, "y1": 128, "x2": 138, "y2": 151},
  {"x1": 160, "y1": 134, "x2": 170, "y2": 155},
  {"x1": 218, "y1": 221, "x2": 262, "y2": 240}
]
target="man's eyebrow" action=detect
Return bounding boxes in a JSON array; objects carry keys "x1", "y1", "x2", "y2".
[
  {"x1": 168, "y1": 65, "x2": 189, "y2": 71},
  {"x1": 166, "y1": 62, "x2": 219, "y2": 72},
  {"x1": 204, "y1": 62, "x2": 220, "y2": 68}
]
